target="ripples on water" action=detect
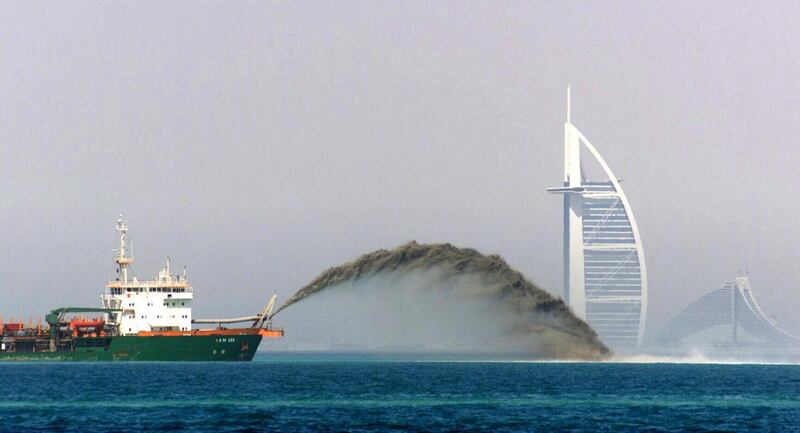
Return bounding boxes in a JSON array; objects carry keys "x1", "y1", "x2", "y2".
[{"x1": 0, "y1": 353, "x2": 798, "y2": 432}]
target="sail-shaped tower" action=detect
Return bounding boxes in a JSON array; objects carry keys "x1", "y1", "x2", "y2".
[{"x1": 547, "y1": 87, "x2": 648, "y2": 348}]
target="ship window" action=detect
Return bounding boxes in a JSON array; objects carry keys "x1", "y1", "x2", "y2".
[{"x1": 181, "y1": 302, "x2": 185, "y2": 306}]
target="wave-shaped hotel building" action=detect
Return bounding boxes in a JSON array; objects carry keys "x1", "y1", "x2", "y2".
[
  {"x1": 548, "y1": 88, "x2": 647, "y2": 348},
  {"x1": 658, "y1": 277, "x2": 800, "y2": 346}
]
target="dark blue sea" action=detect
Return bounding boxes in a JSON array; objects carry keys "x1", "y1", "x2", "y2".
[{"x1": 1, "y1": 352, "x2": 798, "y2": 432}]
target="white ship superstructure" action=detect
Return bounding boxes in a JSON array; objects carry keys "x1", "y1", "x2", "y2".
[{"x1": 101, "y1": 217, "x2": 193, "y2": 335}]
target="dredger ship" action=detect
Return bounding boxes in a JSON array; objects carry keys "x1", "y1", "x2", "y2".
[{"x1": 0, "y1": 217, "x2": 283, "y2": 361}]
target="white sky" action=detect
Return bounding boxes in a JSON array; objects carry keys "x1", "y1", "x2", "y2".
[{"x1": 1, "y1": 1, "x2": 799, "y2": 339}]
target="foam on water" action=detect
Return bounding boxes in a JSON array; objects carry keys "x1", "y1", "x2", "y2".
[{"x1": 612, "y1": 349, "x2": 800, "y2": 365}]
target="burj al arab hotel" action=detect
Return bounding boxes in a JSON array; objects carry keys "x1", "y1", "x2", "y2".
[{"x1": 547, "y1": 88, "x2": 648, "y2": 348}]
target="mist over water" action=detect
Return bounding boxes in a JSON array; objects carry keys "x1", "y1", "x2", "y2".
[{"x1": 274, "y1": 242, "x2": 610, "y2": 360}]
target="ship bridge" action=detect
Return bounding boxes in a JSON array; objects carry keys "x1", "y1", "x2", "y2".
[
  {"x1": 657, "y1": 277, "x2": 800, "y2": 346},
  {"x1": 101, "y1": 216, "x2": 194, "y2": 335}
]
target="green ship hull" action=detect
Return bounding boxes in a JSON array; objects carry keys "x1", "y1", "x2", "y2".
[{"x1": 0, "y1": 334, "x2": 263, "y2": 361}]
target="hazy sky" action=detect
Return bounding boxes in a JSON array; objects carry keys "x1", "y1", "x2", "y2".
[{"x1": 1, "y1": 1, "x2": 799, "y2": 340}]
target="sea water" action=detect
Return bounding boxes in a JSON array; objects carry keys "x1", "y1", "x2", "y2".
[{"x1": 0, "y1": 352, "x2": 798, "y2": 432}]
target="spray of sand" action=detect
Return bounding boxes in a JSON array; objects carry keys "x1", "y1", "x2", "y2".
[{"x1": 274, "y1": 242, "x2": 611, "y2": 360}]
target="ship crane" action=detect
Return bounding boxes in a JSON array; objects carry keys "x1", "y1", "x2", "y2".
[
  {"x1": 192, "y1": 292, "x2": 278, "y2": 330},
  {"x1": 45, "y1": 307, "x2": 121, "y2": 351}
]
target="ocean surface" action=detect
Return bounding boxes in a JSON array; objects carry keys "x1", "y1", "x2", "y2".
[{"x1": 1, "y1": 352, "x2": 799, "y2": 432}]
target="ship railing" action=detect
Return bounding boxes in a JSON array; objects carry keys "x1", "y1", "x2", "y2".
[{"x1": 104, "y1": 282, "x2": 194, "y2": 294}]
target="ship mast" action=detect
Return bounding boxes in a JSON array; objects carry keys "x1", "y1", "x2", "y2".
[{"x1": 114, "y1": 215, "x2": 134, "y2": 283}]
